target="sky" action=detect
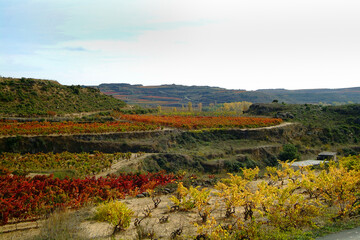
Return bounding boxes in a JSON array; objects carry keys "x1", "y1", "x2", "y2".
[{"x1": 1, "y1": 0, "x2": 360, "y2": 90}]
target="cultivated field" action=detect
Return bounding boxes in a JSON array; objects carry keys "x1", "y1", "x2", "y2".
[{"x1": 1, "y1": 109, "x2": 360, "y2": 239}]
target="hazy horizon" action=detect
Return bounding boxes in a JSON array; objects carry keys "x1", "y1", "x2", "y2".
[{"x1": 3, "y1": 75, "x2": 360, "y2": 92}]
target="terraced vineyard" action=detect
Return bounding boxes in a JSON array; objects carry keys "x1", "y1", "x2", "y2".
[
  {"x1": 0, "y1": 115, "x2": 282, "y2": 136},
  {"x1": 120, "y1": 115, "x2": 283, "y2": 130},
  {"x1": 0, "y1": 152, "x2": 135, "y2": 177},
  {"x1": 0, "y1": 119, "x2": 159, "y2": 136}
]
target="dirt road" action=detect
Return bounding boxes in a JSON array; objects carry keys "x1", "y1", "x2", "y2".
[
  {"x1": 316, "y1": 227, "x2": 360, "y2": 240},
  {"x1": 95, "y1": 153, "x2": 152, "y2": 177}
]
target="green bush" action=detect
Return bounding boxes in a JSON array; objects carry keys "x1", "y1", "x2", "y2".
[
  {"x1": 224, "y1": 160, "x2": 243, "y2": 172},
  {"x1": 278, "y1": 144, "x2": 301, "y2": 161},
  {"x1": 94, "y1": 201, "x2": 134, "y2": 231}
]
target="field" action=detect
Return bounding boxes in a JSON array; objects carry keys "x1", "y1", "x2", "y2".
[
  {"x1": 0, "y1": 115, "x2": 282, "y2": 136},
  {"x1": 108, "y1": 158, "x2": 359, "y2": 240},
  {"x1": 1, "y1": 157, "x2": 359, "y2": 239},
  {"x1": 0, "y1": 120, "x2": 159, "y2": 136},
  {"x1": 0, "y1": 172, "x2": 178, "y2": 225},
  {"x1": 0, "y1": 152, "x2": 135, "y2": 177},
  {"x1": 0, "y1": 103, "x2": 360, "y2": 239},
  {"x1": 120, "y1": 115, "x2": 283, "y2": 130}
]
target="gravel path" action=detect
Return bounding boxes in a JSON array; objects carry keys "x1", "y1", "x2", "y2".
[{"x1": 317, "y1": 227, "x2": 360, "y2": 240}]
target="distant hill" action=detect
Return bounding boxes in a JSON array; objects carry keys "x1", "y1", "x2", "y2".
[
  {"x1": 0, "y1": 77, "x2": 126, "y2": 116},
  {"x1": 98, "y1": 83, "x2": 360, "y2": 106},
  {"x1": 257, "y1": 88, "x2": 360, "y2": 105}
]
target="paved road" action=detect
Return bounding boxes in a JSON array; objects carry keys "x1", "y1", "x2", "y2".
[{"x1": 317, "y1": 227, "x2": 360, "y2": 240}]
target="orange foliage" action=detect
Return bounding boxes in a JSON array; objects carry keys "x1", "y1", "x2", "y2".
[
  {"x1": 0, "y1": 120, "x2": 159, "y2": 136},
  {"x1": 120, "y1": 115, "x2": 283, "y2": 130}
]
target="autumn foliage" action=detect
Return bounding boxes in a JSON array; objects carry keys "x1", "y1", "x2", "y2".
[
  {"x1": 0, "y1": 119, "x2": 159, "y2": 136},
  {"x1": 0, "y1": 172, "x2": 177, "y2": 225},
  {"x1": 0, "y1": 115, "x2": 282, "y2": 136},
  {"x1": 178, "y1": 157, "x2": 360, "y2": 239},
  {"x1": 0, "y1": 151, "x2": 135, "y2": 177},
  {"x1": 120, "y1": 115, "x2": 283, "y2": 130}
]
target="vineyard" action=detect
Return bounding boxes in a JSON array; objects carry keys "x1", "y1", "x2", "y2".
[
  {"x1": 0, "y1": 172, "x2": 178, "y2": 225},
  {"x1": 0, "y1": 115, "x2": 283, "y2": 136},
  {"x1": 166, "y1": 157, "x2": 360, "y2": 239},
  {"x1": 1, "y1": 106, "x2": 359, "y2": 239},
  {"x1": 0, "y1": 152, "x2": 359, "y2": 239},
  {"x1": 0, "y1": 152, "x2": 137, "y2": 177},
  {"x1": 0, "y1": 120, "x2": 159, "y2": 136},
  {"x1": 83, "y1": 156, "x2": 359, "y2": 240},
  {"x1": 119, "y1": 115, "x2": 283, "y2": 130}
]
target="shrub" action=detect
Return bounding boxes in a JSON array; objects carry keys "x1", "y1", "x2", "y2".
[
  {"x1": 314, "y1": 162, "x2": 360, "y2": 218},
  {"x1": 278, "y1": 144, "x2": 300, "y2": 161},
  {"x1": 47, "y1": 110, "x2": 57, "y2": 116},
  {"x1": 340, "y1": 155, "x2": 360, "y2": 171},
  {"x1": 169, "y1": 182, "x2": 196, "y2": 211},
  {"x1": 34, "y1": 210, "x2": 84, "y2": 240},
  {"x1": 94, "y1": 201, "x2": 134, "y2": 233}
]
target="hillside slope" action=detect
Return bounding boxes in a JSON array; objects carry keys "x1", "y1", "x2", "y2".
[
  {"x1": 0, "y1": 77, "x2": 126, "y2": 116},
  {"x1": 98, "y1": 83, "x2": 360, "y2": 106},
  {"x1": 258, "y1": 88, "x2": 360, "y2": 104},
  {"x1": 98, "y1": 83, "x2": 273, "y2": 106}
]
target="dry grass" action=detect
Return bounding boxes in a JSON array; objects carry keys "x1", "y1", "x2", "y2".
[{"x1": 32, "y1": 210, "x2": 86, "y2": 240}]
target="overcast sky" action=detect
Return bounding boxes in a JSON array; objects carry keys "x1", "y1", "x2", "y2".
[{"x1": 1, "y1": 0, "x2": 360, "y2": 90}]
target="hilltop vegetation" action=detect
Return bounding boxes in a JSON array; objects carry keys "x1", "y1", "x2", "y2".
[
  {"x1": 0, "y1": 77, "x2": 126, "y2": 116},
  {"x1": 98, "y1": 83, "x2": 360, "y2": 107}
]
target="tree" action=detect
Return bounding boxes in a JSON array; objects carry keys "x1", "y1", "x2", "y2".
[
  {"x1": 278, "y1": 144, "x2": 300, "y2": 161},
  {"x1": 188, "y1": 102, "x2": 193, "y2": 112},
  {"x1": 222, "y1": 102, "x2": 252, "y2": 113}
]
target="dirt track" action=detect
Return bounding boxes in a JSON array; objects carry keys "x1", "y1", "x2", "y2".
[
  {"x1": 316, "y1": 226, "x2": 360, "y2": 240},
  {"x1": 96, "y1": 153, "x2": 152, "y2": 178}
]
